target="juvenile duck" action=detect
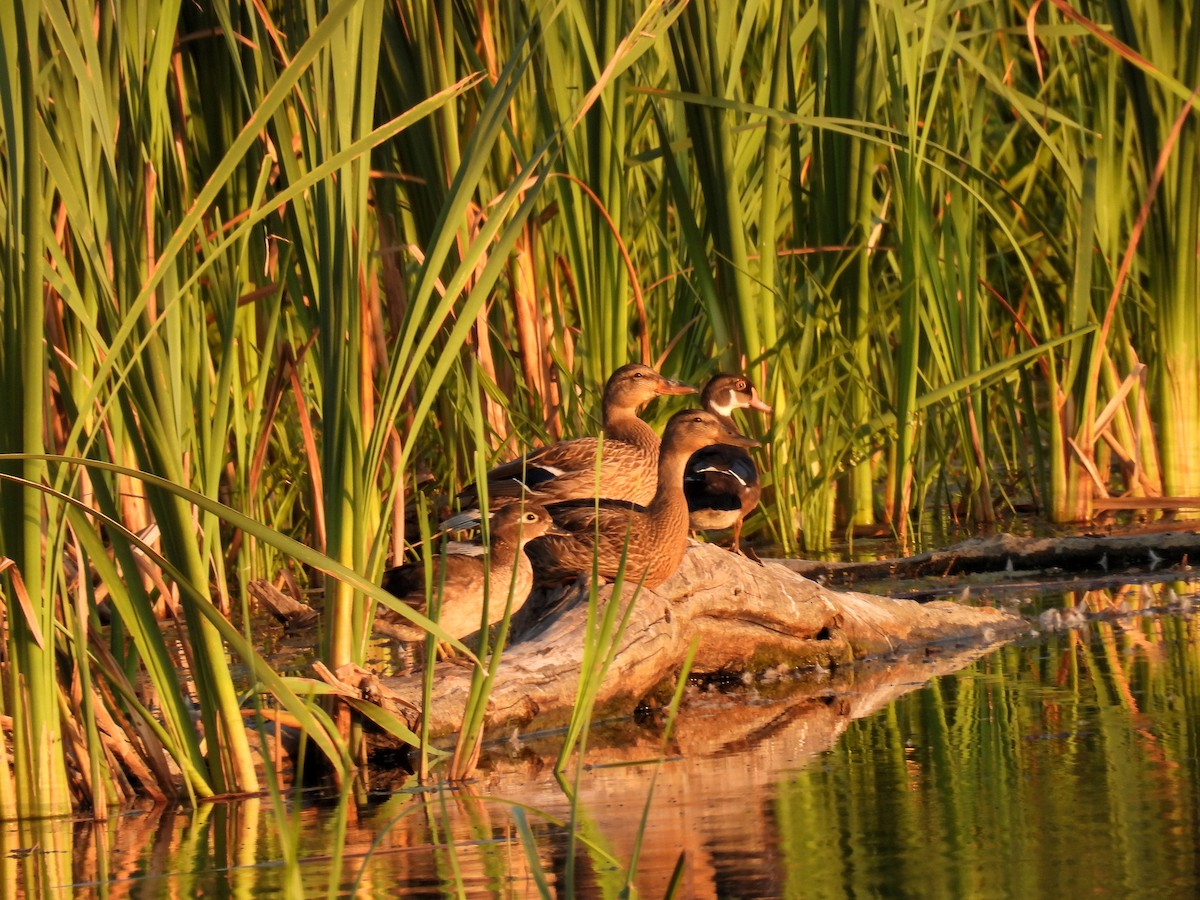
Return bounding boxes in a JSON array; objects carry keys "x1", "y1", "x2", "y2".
[
  {"x1": 527, "y1": 409, "x2": 760, "y2": 589},
  {"x1": 455, "y1": 364, "x2": 696, "y2": 515},
  {"x1": 376, "y1": 504, "x2": 559, "y2": 642},
  {"x1": 685, "y1": 374, "x2": 772, "y2": 554}
]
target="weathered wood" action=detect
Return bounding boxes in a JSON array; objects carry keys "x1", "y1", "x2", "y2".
[
  {"x1": 780, "y1": 529, "x2": 1200, "y2": 584},
  {"x1": 248, "y1": 578, "x2": 319, "y2": 631},
  {"x1": 473, "y1": 641, "x2": 1009, "y2": 900},
  {"x1": 375, "y1": 543, "x2": 1024, "y2": 738},
  {"x1": 485, "y1": 638, "x2": 1008, "y2": 777}
]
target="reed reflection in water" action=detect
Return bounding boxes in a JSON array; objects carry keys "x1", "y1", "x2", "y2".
[
  {"x1": 3, "y1": 585, "x2": 1197, "y2": 897},
  {"x1": 780, "y1": 604, "x2": 1200, "y2": 898}
]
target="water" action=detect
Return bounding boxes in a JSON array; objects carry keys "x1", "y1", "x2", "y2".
[
  {"x1": 776, "y1": 614, "x2": 1200, "y2": 898},
  {"x1": 6, "y1": 584, "x2": 1199, "y2": 897}
]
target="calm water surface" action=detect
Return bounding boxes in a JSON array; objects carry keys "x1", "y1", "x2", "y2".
[{"x1": 7, "y1": 582, "x2": 1199, "y2": 898}]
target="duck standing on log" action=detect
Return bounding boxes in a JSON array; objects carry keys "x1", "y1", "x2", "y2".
[
  {"x1": 376, "y1": 504, "x2": 560, "y2": 643},
  {"x1": 450, "y1": 364, "x2": 696, "y2": 522},
  {"x1": 527, "y1": 409, "x2": 760, "y2": 589},
  {"x1": 685, "y1": 374, "x2": 772, "y2": 556}
]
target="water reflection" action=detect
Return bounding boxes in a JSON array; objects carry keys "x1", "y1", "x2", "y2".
[
  {"x1": 780, "y1": 607, "x2": 1200, "y2": 899},
  {"x1": 5, "y1": 584, "x2": 1198, "y2": 897}
]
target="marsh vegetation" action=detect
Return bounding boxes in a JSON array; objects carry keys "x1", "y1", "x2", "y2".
[{"x1": 1, "y1": 3, "x2": 1198, "y2": 892}]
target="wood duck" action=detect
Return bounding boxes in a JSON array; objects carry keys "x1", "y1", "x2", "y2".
[
  {"x1": 452, "y1": 364, "x2": 696, "y2": 520},
  {"x1": 685, "y1": 374, "x2": 772, "y2": 554},
  {"x1": 527, "y1": 409, "x2": 760, "y2": 589},
  {"x1": 376, "y1": 504, "x2": 560, "y2": 642}
]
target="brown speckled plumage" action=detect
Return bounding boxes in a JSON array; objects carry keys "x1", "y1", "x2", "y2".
[
  {"x1": 458, "y1": 364, "x2": 696, "y2": 510},
  {"x1": 527, "y1": 410, "x2": 759, "y2": 588},
  {"x1": 376, "y1": 505, "x2": 558, "y2": 641}
]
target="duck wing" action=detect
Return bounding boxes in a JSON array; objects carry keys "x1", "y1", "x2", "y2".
[
  {"x1": 380, "y1": 551, "x2": 485, "y2": 611},
  {"x1": 483, "y1": 436, "x2": 601, "y2": 483},
  {"x1": 686, "y1": 446, "x2": 758, "y2": 488},
  {"x1": 465, "y1": 440, "x2": 657, "y2": 505}
]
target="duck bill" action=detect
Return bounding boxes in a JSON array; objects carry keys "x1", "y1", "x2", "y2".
[
  {"x1": 747, "y1": 391, "x2": 773, "y2": 414},
  {"x1": 720, "y1": 429, "x2": 761, "y2": 449},
  {"x1": 726, "y1": 435, "x2": 761, "y2": 449},
  {"x1": 654, "y1": 377, "x2": 699, "y2": 396}
]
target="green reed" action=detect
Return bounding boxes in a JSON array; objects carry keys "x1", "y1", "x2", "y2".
[
  {"x1": 0, "y1": 0, "x2": 68, "y2": 819},
  {"x1": 1037, "y1": 0, "x2": 1200, "y2": 512},
  {"x1": 0, "y1": 0, "x2": 466, "y2": 811}
]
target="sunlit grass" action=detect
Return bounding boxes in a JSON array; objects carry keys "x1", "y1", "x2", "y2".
[{"x1": 0, "y1": 0, "x2": 1196, "y2": 821}]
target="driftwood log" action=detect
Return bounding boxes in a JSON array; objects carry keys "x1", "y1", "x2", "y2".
[
  {"x1": 475, "y1": 641, "x2": 1012, "y2": 897},
  {"x1": 248, "y1": 578, "x2": 320, "y2": 631},
  {"x1": 376, "y1": 543, "x2": 1025, "y2": 738}
]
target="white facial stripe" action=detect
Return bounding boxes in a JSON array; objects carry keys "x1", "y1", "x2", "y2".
[
  {"x1": 694, "y1": 464, "x2": 749, "y2": 487},
  {"x1": 710, "y1": 395, "x2": 736, "y2": 417}
]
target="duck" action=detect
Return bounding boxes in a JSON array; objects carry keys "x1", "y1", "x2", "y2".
[
  {"x1": 452, "y1": 364, "x2": 697, "y2": 518},
  {"x1": 376, "y1": 504, "x2": 560, "y2": 643},
  {"x1": 685, "y1": 374, "x2": 772, "y2": 554},
  {"x1": 526, "y1": 409, "x2": 760, "y2": 589}
]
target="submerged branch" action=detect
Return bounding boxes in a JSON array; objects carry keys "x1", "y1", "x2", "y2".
[{"x1": 782, "y1": 529, "x2": 1200, "y2": 588}]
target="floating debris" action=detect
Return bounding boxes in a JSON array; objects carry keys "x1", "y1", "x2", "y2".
[
  {"x1": 1167, "y1": 588, "x2": 1194, "y2": 614},
  {"x1": 1140, "y1": 584, "x2": 1156, "y2": 609},
  {"x1": 1061, "y1": 604, "x2": 1088, "y2": 629},
  {"x1": 1038, "y1": 604, "x2": 1088, "y2": 631},
  {"x1": 1038, "y1": 608, "x2": 1062, "y2": 630}
]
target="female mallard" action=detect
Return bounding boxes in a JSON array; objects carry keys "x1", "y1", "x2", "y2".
[
  {"x1": 685, "y1": 374, "x2": 772, "y2": 554},
  {"x1": 376, "y1": 504, "x2": 560, "y2": 642},
  {"x1": 527, "y1": 409, "x2": 759, "y2": 589},
  {"x1": 455, "y1": 364, "x2": 696, "y2": 514}
]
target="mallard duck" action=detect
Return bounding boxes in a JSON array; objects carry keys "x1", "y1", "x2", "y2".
[
  {"x1": 453, "y1": 364, "x2": 697, "y2": 517},
  {"x1": 685, "y1": 374, "x2": 772, "y2": 554},
  {"x1": 376, "y1": 504, "x2": 560, "y2": 642},
  {"x1": 527, "y1": 409, "x2": 760, "y2": 589}
]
